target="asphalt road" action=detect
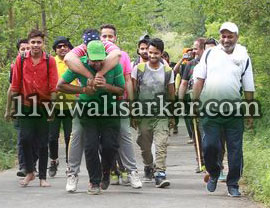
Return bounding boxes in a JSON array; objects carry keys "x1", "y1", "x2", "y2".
[{"x1": 0, "y1": 119, "x2": 261, "y2": 208}]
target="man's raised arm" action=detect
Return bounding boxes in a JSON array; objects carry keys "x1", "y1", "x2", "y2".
[{"x1": 64, "y1": 42, "x2": 121, "y2": 79}]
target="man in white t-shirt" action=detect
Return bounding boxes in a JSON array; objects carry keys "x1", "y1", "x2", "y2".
[
  {"x1": 193, "y1": 22, "x2": 255, "y2": 197},
  {"x1": 131, "y1": 38, "x2": 175, "y2": 188}
]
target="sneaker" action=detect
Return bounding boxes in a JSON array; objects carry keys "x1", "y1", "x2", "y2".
[
  {"x1": 87, "y1": 183, "x2": 101, "y2": 195},
  {"x1": 17, "y1": 168, "x2": 26, "y2": 177},
  {"x1": 195, "y1": 166, "x2": 202, "y2": 173},
  {"x1": 121, "y1": 170, "x2": 129, "y2": 185},
  {"x1": 128, "y1": 171, "x2": 142, "y2": 189},
  {"x1": 48, "y1": 160, "x2": 58, "y2": 177},
  {"x1": 206, "y1": 176, "x2": 218, "y2": 192},
  {"x1": 228, "y1": 186, "x2": 241, "y2": 197},
  {"x1": 195, "y1": 165, "x2": 205, "y2": 173},
  {"x1": 100, "y1": 171, "x2": 110, "y2": 190},
  {"x1": 155, "y1": 172, "x2": 170, "y2": 188},
  {"x1": 218, "y1": 170, "x2": 227, "y2": 182},
  {"x1": 66, "y1": 175, "x2": 79, "y2": 192},
  {"x1": 65, "y1": 166, "x2": 70, "y2": 176},
  {"x1": 143, "y1": 166, "x2": 154, "y2": 182},
  {"x1": 110, "y1": 171, "x2": 120, "y2": 185},
  {"x1": 187, "y1": 139, "x2": 194, "y2": 144}
]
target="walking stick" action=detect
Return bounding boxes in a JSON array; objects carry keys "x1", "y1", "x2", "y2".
[{"x1": 193, "y1": 118, "x2": 202, "y2": 171}]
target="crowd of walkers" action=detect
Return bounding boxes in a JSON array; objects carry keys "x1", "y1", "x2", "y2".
[{"x1": 4, "y1": 21, "x2": 255, "y2": 197}]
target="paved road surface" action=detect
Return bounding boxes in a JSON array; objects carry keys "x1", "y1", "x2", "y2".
[{"x1": 0, "y1": 119, "x2": 261, "y2": 208}]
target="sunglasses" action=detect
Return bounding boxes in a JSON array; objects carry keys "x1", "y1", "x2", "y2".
[{"x1": 56, "y1": 44, "x2": 68, "y2": 49}]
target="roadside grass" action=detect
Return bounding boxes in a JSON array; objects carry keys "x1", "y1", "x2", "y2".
[
  {"x1": 243, "y1": 128, "x2": 270, "y2": 207},
  {"x1": 0, "y1": 119, "x2": 17, "y2": 170}
]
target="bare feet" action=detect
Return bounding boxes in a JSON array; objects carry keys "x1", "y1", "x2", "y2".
[
  {"x1": 20, "y1": 172, "x2": 35, "y2": 187},
  {"x1": 40, "y1": 179, "x2": 51, "y2": 187}
]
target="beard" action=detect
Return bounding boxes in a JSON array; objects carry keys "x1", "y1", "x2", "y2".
[
  {"x1": 140, "y1": 53, "x2": 148, "y2": 60},
  {"x1": 222, "y1": 43, "x2": 236, "y2": 54}
]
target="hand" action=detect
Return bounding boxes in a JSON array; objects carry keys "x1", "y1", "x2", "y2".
[
  {"x1": 94, "y1": 76, "x2": 106, "y2": 89},
  {"x1": 168, "y1": 118, "x2": 175, "y2": 129},
  {"x1": 84, "y1": 86, "x2": 96, "y2": 95},
  {"x1": 96, "y1": 71, "x2": 104, "y2": 78},
  {"x1": 4, "y1": 109, "x2": 11, "y2": 122},
  {"x1": 191, "y1": 101, "x2": 200, "y2": 117},
  {"x1": 87, "y1": 77, "x2": 94, "y2": 87},
  {"x1": 10, "y1": 107, "x2": 16, "y2": 121},
  {"x1": 130, "y1": 117, "x2": 138, "y2": 130}
]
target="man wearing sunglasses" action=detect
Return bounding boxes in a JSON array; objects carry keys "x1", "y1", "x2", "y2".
[{"x1": 47, "y1": 37, "x2": 75, "y2": 178}]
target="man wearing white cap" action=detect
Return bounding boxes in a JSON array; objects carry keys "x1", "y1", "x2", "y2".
[{"x1": 193, "y1": 22, "x2": 255, "y2": 197}]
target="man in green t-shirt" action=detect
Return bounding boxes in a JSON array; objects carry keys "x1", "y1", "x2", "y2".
[{"x1": 57, "y1": 40, "x2": 125, "y2": 195}]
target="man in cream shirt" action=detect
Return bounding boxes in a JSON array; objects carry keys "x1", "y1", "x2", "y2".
[{"x1": 193, "y1": 22, "x2": 255, "y2": 197}]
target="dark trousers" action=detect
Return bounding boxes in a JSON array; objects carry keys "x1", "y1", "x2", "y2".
[
  {"x1": 15, "y1": 118, "x2": 38, "y2": 170},
  {"x1": 49, "y1": 109, "x2": 72, "y2": 163},
  {"x1": 202, "y1": 116, "x2": 244, "y2": 188},
  {"x1": 14, "y1": 118, "x2": 25, "y2": 170},
  {"x1": 19, "y1": 108, "x2": 49, "y2": 180},
  {"x1": 184, "y1": 94, "x2": 193, "y2": 138},
  {"x1": 111, "y1": 152, "x2": 125, "y2": 174},
  {"x1": 81, "y1": 118, "x2": 120, "y2": 185},
  {"x1": 174, "y1": 95, "x2": 179, "y2": 127}
]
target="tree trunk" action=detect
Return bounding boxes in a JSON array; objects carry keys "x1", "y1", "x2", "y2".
[
  {"x1": 7, "y1": 2, "x2": 14, "y2": 63},
  {"x1": 41, "y1": 0, "x2": 48, "y2": 48}
]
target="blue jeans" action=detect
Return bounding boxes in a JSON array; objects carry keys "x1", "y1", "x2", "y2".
[{"x1": 201, "y1": 116, "x2": 244, "y2": 188}]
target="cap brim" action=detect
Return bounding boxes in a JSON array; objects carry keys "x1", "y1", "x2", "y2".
[
  {"x1": 88, "y1": 53, "x2": 106, "y2": 61},
  {"x1": 219, "y1": 27, "x2": 238, "y2": 34}
]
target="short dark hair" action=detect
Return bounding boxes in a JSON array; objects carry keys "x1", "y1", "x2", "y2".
[
  {"x1": 100, "y1": 24, "x2": 117, "y2": 36},
  {"x1": 28, "y1": 29, "x2": 45, "y2": 41},
  {"x1": 204, "y1": 38, "x2": 218, "y2": 49},
  {"x1": 16, "y1": 39, "x2": 28, "y2": 51},
  {"x1": 195, "y1": 38, "x2": 206, "y2": 50},
  {"x1": 162, "y1": 51, "x2": 169, "y2": 59},
  {"x1": 149, "y1": 38, "x2": 164, "y2": 53},
  {"x1": 138, "y1": 35, "x2": 150, "y2": 47}
]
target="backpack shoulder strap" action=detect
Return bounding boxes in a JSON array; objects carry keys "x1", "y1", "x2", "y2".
[
  {"x1": 133, "y1": 56, "x2": 140, "y2": 68},
  {"x1": 241, "y1": 58, "x2": 250, "y2": 78},
  {"x1": 20, "y1": 53, "x2": 25, "y2": 90},
  {"x1": 136, "y1": 62, "x2": 146, "y2": 84},
  {"x1": 204, "y1": 49, "x2": 212, "y2": 79},
  {"x1": 164, "y1": 65, "x2": 172, "y2": 87},
  {"x1": 46, "y1": 53, "x2": 50, "y2": 88},
  {"x1": 137, "y1": 63, "x2": 146, "y2": 72},
  {"x1": 205, "y1": 49, "x2": 212, "y2": 65},
  {"x1": 136, "y1": 63, "x2": 147, "y2": 96}
]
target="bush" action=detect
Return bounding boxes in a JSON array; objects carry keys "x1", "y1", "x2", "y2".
[
  {"x1": 243, "y1": 75, "x2": 270, "y2": 206},
  {"x1": 0, "y1": 66, "x2": 17, "y2": 170},
  {"x1": 0, "y1": 118, "x2": 17, "y2": 170}
]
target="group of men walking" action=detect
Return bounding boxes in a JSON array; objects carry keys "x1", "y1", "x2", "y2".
[{"x1": 4, "y1": 21, "x2": 255, "y2": 197}]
